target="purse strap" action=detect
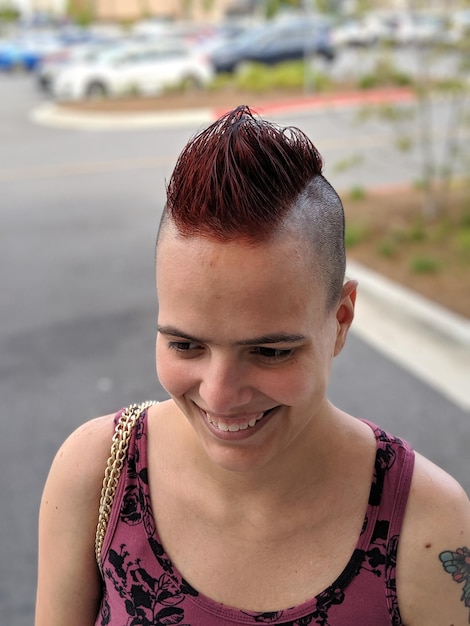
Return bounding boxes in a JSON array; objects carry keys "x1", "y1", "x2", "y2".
[{"x1": 95, "y1": 401, "x2": 158, "y2": 573}]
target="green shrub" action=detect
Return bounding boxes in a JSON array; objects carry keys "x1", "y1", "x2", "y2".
[
  {"x1": 409, "y1": 256, "x2": 442, "y2": 274},
  {"x1": 208, "y1": 61, "x2": 330, "y2": 94}
]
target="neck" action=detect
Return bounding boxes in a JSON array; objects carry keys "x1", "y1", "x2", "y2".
[{"x1": 188, "y1": 402, "x2": 348, "y2": 510}]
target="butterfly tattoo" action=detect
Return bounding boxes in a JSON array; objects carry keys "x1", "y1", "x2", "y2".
[{"x1": 439, "y1": 546, "x2": 470, "y2": 622}]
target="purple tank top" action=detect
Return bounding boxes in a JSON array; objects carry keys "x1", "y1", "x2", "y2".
[{"x1": 96, "y1": 407, "x2": 415, "y2": 625}]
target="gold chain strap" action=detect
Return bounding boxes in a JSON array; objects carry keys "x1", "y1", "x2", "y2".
[{"x1": 95, "y1": 401, "x2": 158, "y2": 573}]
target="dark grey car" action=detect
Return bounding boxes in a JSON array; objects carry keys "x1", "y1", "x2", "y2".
[{"x1": 210, "y1": 17, "x2": 336, "y2": 74}]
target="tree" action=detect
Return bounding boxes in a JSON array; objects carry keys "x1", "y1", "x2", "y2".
[{"x1": 355, "y1": 4, "x2": 470, "y2": 218}]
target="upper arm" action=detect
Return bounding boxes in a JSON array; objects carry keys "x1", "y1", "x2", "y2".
[
  {"x1": 35, "y1": 414, "x2": 116, "y2": 626},
  {"x1": 397, "y1": 453, "x2": 470, "y2": 626}
]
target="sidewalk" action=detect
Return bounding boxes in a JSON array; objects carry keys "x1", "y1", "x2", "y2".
[{"x1": 30, "y1": 88, "x2": 470, "y2": 411}]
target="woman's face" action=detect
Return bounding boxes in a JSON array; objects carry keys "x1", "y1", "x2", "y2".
[{"x1": 156, "y1": 228, "x2": 355, "y2": 473}]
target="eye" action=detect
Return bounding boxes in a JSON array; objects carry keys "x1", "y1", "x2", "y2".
[
  {"x1": 168, "y1": 341, "x2": 202, "y2": 353},
  {"x1": 252, "y1": 347, "x2": 293, "y2": 361}
]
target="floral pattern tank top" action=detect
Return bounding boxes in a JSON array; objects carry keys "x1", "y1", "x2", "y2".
[{"x1": 96, "y1": 407, "x2": 415, "y2": 626}]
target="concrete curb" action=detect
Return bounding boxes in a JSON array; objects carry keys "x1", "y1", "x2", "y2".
[
  {"x1": 348, "y1": 260, "x2": 470, "y2": 411},
  {"x1": 347, "y1": 260, "x2": 470, "y2": 347},
  {"x1": 30, "y1": 101, "x2": 214, "y2": 130},
  {"x1": 30, "y1": 87, "x2": 415, "y2": 131}
]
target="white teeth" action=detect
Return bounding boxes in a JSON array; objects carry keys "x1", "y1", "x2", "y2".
[{"x1": 205, "y1": 411, "x2": 268, "y2": 432}]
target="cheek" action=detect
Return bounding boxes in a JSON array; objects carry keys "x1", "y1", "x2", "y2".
[
  {"x1": 265, "y1": 360, "x2": 319, "y2": 405},
  {"x1": 156, "y1": 342, "x2": 194, "y2": 398}
]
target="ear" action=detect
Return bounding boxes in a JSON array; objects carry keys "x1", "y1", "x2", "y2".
[{"x1": 333, "y1": 279, "x2": 358, "y2": 357}]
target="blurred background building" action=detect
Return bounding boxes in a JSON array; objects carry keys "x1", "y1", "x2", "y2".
[{"x1": 7, "y1": 0, "x2": 470, "y2": 23}]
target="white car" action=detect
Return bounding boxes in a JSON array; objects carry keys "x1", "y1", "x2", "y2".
[
  {"x1": 331, "y1": 15, "x2": 392, "y2": 47},
  {"x1": 37, "y1": 40, "x2": 122, "y2": 92},
  {"x1": 51, "y1": 40, "x2": 214, "y2": 100}
]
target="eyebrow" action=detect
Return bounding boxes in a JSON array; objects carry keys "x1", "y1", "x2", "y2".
[{"x1": 157, "y1": 325, "x2": 306, "y2": 346}]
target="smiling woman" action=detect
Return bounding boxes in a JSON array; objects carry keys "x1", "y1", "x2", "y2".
[{"x1": 35, "y1": 105, "x2": 470, "y2": 626}]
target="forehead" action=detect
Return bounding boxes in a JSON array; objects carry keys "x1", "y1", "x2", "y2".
[
  {"x1": 156, "y1": 229, "x2": 328, "y2": 335},
  {"x1": 157, "y1": 227, "x2": 306, "y2": 284}
]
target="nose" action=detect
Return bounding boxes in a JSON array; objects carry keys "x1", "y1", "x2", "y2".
[{"x1": 198, "y1": 353, "x2": 254, "y2": 414}]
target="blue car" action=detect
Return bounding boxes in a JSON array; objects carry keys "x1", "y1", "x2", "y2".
[
  {"x1": 0, "y1": 30, "x2": 72, "y2": 72},
  {"x1": 0, "y1": 39, "x2": 40, "y2": 71}
]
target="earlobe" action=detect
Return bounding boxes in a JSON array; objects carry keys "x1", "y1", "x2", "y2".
[{"x1": 333, "y1": 280, "x2": 358, "y2": 357}]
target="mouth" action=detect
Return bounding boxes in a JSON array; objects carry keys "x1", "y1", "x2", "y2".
[{"x1": 202, "y1": 407, "x2": 278, "y2": 433}]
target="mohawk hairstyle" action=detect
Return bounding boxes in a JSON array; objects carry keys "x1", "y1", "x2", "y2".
[{"x1": 165, "y1": 104, "x2": 323, "y2": 241}]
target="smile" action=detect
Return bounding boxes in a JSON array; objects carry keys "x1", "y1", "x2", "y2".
[{"x1": 203, "y1": 408, "x2": 277, "y2": 432}]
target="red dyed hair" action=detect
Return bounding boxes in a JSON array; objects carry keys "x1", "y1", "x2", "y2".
[{"x1": 165, "y1": 105, "x2": 324, "y2": 242}]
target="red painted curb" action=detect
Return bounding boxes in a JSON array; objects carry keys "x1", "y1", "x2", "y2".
[{"x1": 212, "y1": 87, "x2": 415, "y2": 119}]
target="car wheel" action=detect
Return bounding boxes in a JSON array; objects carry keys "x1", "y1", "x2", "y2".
[{"x1": 86, "y1": 81, "x2": 107, "y2": 99}]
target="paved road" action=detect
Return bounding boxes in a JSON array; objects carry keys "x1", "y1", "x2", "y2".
[{"x1": 1, "y1": 72, "x2": 469, "y2": 625}]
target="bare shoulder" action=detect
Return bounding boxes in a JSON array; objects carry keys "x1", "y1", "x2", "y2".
[
  {"x1": 41, "y1": 407, "x2": 117, "y2": 514},
  {"x1": 44, "y1": 413, "x2": 116, "y2": 499},
  {"x1": 397, "y1": 452, "x2": 470, "y2": 626},
  {"x1": 36, "y1": 412, "x2": 117, "y2": 626}
]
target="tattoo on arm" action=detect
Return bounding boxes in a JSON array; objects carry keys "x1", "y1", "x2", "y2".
[{"x1": 439, "y1": 547, "x2": 470, "y2": 623}]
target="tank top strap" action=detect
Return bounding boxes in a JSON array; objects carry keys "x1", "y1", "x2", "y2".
[
  {"x1": 360, "y1": 420, "x2": 415, "y2": 621},
  {"x1": 99, "y1": 406, "x2": 151, "y2": 570}
]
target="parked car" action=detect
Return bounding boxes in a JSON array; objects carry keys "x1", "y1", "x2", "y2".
[
  {"x1": 209, "y1": 17, "x2": 336, "y2": 74},
  {"x1": 0, "y1": 28, "x2": 95, "y2": 72},
  {"x1": 0, "y1": 39, "x2": 37, "y2": 71},
  {"x1": 50, "y1": 39, "x2": 214, "y2": 100},
  {"x1": 331, "y1": 15, "x2": 392, "y2": 47},
  {"x1": 393, "y1": 13, "x2": 447, "y2": 45},
  {"x1": 36, "y1": 39, "x2": 123, "y2": 92},
  {"x1": 0, "y1": 35, "x2": 59, "y2": 71}
]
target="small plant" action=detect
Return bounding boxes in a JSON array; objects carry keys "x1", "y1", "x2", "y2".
[
  {"x1": 409, "y1": 256, "x2": 442, "y2": 274},
  {"x1": 349, "y1": 186, "x2": 366, "y2": 201},
  {"x1": 395, "y1": 136, "x2": 413, "y2": 152},
  {"x1": 345, "y1": 222, "x2": 370, "y2": 247},
  {"x1": 377, "y1": 238, "x2": 396, "y2": 258},
  {"x1": 333, "y1": 154, "x2": 363, "y2": 175},
  {"x1": 456, "y1": 228, "x2": 470, "y2": 260},
  {"x1": 460, "y1": 209, "x2": 470, "y2": 228},
  {"x1": 406, "y1": 222, "x2": 427, "y2": 242},
  {"x1": 357, "y1": 74, "x2": 379, "y2": 90}
]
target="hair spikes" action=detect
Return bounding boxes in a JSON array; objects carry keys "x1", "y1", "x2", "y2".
[{"x1": 165, "y1": 105, "x2": 323, "y2": 241}]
